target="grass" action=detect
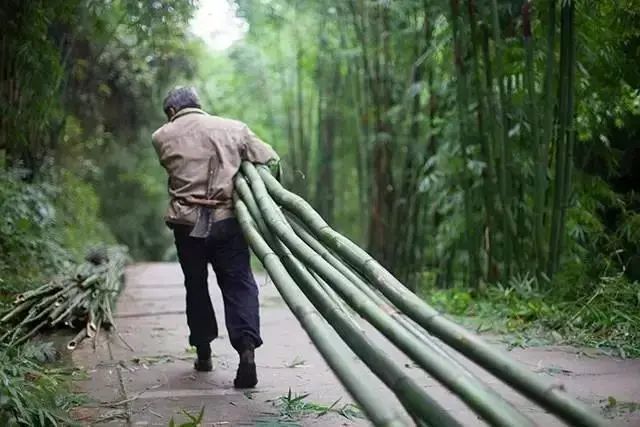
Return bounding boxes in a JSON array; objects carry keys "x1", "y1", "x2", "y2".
[
  {"x1": 423, "y1": 270, "x2": 640, "y2": 358},
  {"x1": 0, "y1": 341, "x2": 85, "y2": 426},
  {"x1": 600, "y1": 396, "x2": 640, "y2": 419},
  {"x1": 268, "y1": 389, "x2": 362, "y2": 421},
  {"x1": 168, "y1": 407, "x2": 205, "y2": 427}
]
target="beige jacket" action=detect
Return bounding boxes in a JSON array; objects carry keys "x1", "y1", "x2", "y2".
[{"x1": 152, "y1": 108, "x2": 278, "y2": 225}]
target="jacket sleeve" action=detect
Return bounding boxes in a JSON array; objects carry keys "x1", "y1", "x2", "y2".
[
  {"x1": 151, "y1": 132, "x2": 173, "y2": 192},
  {"x1": 240, "y1": 125, "x2": 279, "y2": 165},
  {"x1": 151, "y1": 129, "x2": 167, "y2": 169}
]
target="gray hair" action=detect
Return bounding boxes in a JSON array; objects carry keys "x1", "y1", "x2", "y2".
[{"x1": 163, "y1": 86, "x2": 201, "y2": 118}]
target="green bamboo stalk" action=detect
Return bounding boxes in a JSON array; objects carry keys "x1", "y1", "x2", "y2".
[
  {"x1": 269, "y1": 228, "x2": 461, "y2": 426},
  {"x1": 539, "y1": 0, "x2": 557, "y2": 279},
  {"x1": 547, "y1": 0, "x2": 573, "y2": 277},
  {"x1": 67, "y1": 328, "x2": 87, "y2": 351},
  {"x1": 50, "y1": 289, "x2": 91, "y2": 326},
  {"x1": 486, "y1": 0, "x2": 517, "y2": 276},
  {"x1": 48, "y1": 299, "x2": 72, "y2": 322},
  {"x1": 234, "y1": 198, "x2": 415, "y2": 427},
  {"x1": 450, "y1": 0, "x2": 480, "y2": 289},
  {"x1": 242, "y1": 163, "x2": 532, "y2": 426},
  {"x1": 240, "y1": 188, "x2": 455, "y2": 425},
  {"x1": 14, "y1": 282, "x2": 61, "y2": 303},
  {"x1": 236, "y1": 176, "x2": 278, "y2": 245},
  {"x1": 256, "y1": 164, "x2": 605, "y2": 427},
  {"x1": 467, "y1": 0, "x2": 499, "y2": 282},
  {"x1": 13, "y1": 319, "x2": 49, "y2": 346},
  {"x1": 522, "y1": 0, "x2": 545, "y2": 280},
  {"x1": 286, "y1": 212, "x2": 510, "y2": 393},
  {"x1": 3, "y1": 291, "x2": 61, "y2": 340},
  {"x1": 239, "y1": 177, "x2": 362, "y2": 333},
  {"x1": 0, "y1": 300, "x2": 34, "y2": 323},
  {"x1": 237, "y1": 180, "x2": 361, "y2": 334},
  {"x1": 556, "y1": 0, "x2": 577, "y2": 276}
]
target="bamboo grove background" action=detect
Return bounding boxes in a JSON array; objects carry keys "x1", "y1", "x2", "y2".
[
  {"x1": 2, "y1": 0, "x2": 640, "y2": 295},
  {"x1": 216, "y1": 0, "x2": 640, "y2": 292}
]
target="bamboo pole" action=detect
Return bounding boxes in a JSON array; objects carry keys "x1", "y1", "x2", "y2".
[
  {"x1": 450, "y1": 0, "x2": 480, "y2": 289},
  {"x1": 556, "y1": 0, "x2": 577, "y2": 277},
  {"x1": 273, "y1": 239, "x2": 461, "y2": 426},
  {"x1": 239, "y1": 176, "x2": 364, "y2": 337},
  {"x1": 548, "y1": 0, "x2": 574, "y2": 278},
  {"x1": 285, "y1": 211, "x2": 515, "y2": 401},
  {"x1": 466, "y1": 0, "x2": 499, "y2": 282},
  {"x1": 255, "y1": 163, "x2": 606, "y2": 427},
  {"x1": 485, "y1": 0, "x2": 518, "y2": 276},
  {"x1": 240, "y1": 196, "x2": 459, "y2": 426},
  {"x1": 0, "y1": 247, "x2": 128, "y2": 347},
  {"x1": 540, "y1": 0, "x2": 557, "y2": 280},
  {"x1": 67, "y1": 328, "x2": 88, "y2": 351},
  {"x1": 242, "y1": 163, "x2": 533, "y2": 427},
  {"x1": 522, "y1": 0, "x2": 545, "y2": 282},
  {"x1": 234, "y1": 198, "x2": 415, "y2": 427}
]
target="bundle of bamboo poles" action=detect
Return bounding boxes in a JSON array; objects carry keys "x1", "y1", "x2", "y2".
[
  {"x1": 0, "y1": 246, "x2": 128, "y2": 350},
  {"x1": 234, "y1": 162, "x2": 605, "y2": 427}
]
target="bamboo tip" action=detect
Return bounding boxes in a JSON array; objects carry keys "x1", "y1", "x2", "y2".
[
  {"x1": 87, "y1": 322, "x2": 97, "y2": 338},
  {"x1": 67, "y1": 341, "x2": 78, "y2": 351}
]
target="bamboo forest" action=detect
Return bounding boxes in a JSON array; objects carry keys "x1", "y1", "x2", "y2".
[{"x1": 1, "y1": 0, "x2": 639, "y2": 426}]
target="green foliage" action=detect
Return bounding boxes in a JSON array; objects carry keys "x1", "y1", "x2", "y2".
[
  {"x1": 426, "y1": 269, "x2": 640, "y2": 357},
  {"x1": 2, "y1": 0, "x2": 199, "y2": 261},
  {"x1": 0, "y1": 341, "x2": 83, "y2": 426},
  {"x1": 53, "y1": 169, "x2": 115, "y2": 256},
  {"x1": 600, "y1": 396, "x2": 640, "y2": 420},
  {"x1": 0, "y1": 169, "x2": 70, "y2": 292},
  {"x1": 268, "y1": 389, "x2": 362, "y2": 421},
  {"x1": 0, "y1": 168, "x2": 114, "y2": 293},
  {"x1": 93, "y1": 141, "x2": 173, "y2": 260},
  {"x1": 0, "y1": 0, "x2": 74, "y2": 173},
  {"x1": 168, "y1": 407, "x2": 204, "y2": 427}
]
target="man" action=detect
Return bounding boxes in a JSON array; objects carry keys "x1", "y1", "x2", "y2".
[{"x1": 152, "y1": 86, "x2": 278, "y2": 388}]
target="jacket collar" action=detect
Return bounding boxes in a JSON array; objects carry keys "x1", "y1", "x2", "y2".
[{"x1": 170, "y1": 107, "x2": 206, "y2": 122}]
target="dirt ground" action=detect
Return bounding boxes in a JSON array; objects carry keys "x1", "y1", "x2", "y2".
[{"x1": 71, "y1": 262, "x2": 640, "y2": 426}]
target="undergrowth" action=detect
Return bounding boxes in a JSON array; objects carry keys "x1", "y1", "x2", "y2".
[
  {"x1": 425, "y1": 268, "x2": 640, "y2": 357},
  {"x1": 0, "y1": 167, "x2": 113, "y2": 426},
  {"x1": 0, "y1": 167, "x2": 114, "y2": 295},
  {"x1": 268, "y1": 389, "x2": 362, "y2": 421},
  {"x1": 0, "y1": 341, "x2": 83, "y2": 426}
]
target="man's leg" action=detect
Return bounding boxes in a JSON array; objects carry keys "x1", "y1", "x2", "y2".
[
  {"x1": 208, "y1": 218, "x2": 262, "y2": 387},
  {"x1": 173, "y1": 224, "x2": 218, "y2": 370}
]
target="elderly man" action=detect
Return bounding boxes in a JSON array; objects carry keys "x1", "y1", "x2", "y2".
[{"x1": 152, "y1": 86, "x2": 278, "y2": 388}]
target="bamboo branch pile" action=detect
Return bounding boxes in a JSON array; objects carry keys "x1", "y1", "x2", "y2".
[
  {"x1": 234, "y1": 162, "x2": 605, "y2": 427},
  {"x1": 0, "y1": 246, "x2": 128, "y2": 350}
]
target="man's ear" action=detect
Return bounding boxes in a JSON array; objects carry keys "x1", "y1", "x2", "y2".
[{"x1": 167, "y1": 107, "x2": 176, "y2": 121}]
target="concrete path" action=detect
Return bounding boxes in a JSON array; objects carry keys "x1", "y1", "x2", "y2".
[{"x1": 72, "y1": 262, "x2": 640, "y2": 426}]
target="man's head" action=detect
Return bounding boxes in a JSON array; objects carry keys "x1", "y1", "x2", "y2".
[{"x1": 163, "y1": 86, "x2": 201, "y2": 120}]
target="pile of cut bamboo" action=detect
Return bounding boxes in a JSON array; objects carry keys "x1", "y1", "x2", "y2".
[
  {"x1": 234, "y1": 162, "x2": 605, "y2": 427},
  {"x1": 0, "y1": 246, "x2": 128, "y2": 350}
]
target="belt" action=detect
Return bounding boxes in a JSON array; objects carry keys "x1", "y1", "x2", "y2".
[{"x1": 183, "y1": 196, "x2": 229, "y2": 208}]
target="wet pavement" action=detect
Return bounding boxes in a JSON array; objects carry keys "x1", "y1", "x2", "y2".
[{"x1": 72, "y1": 262, "x2": 640, "y2": 426}]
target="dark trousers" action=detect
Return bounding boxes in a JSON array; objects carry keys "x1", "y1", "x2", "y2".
[{"x1": 172, "y1": 218, "x2": 262, "y2": 353}]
